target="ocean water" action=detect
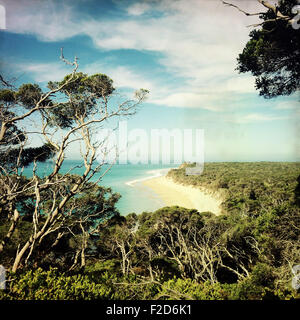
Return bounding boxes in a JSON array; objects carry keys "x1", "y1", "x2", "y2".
[{"x1": 22, "y1": 161, "x2": 177, "y2": 215}]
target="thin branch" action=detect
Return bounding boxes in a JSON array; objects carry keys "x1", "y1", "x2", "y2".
[
  {"x1": 222, "y1": 1, "x2": 265, "y2": 16},
  {"x1": 222, "y1": 0, "x2": 292, "y2": 28}
]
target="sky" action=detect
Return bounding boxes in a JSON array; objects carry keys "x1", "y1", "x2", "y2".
[{"x1": 0, "y1": 0, "x2": 299, "y2": 162}]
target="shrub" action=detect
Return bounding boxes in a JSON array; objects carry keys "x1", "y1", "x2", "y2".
[
  {"x1": 2, "y1": 268, "x2": 113, "y2": 300},
  {"x1": 155, "y1": 277, "x2": 232, "y2": 300}
]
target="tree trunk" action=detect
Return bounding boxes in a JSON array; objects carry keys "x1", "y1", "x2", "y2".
[
  {"x1": 0, "y1": 122, "x2": 7, "y2": 142},
  {"x1": 80, "y1": 238, "x2": 87, "y2": 270},
  {"x1": 0, "y1": 209, "x2": 19, "y2": 253},
  {"x1": 12, "y1": 240, "x2": 31, "y2": 272}
]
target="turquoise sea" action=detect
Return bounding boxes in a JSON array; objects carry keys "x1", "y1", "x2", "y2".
[{"x1": 22, "y1": 161, "x2": 177, "y2": 215}]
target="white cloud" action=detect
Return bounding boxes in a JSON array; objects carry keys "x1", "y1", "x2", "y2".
[
  {"x1": 151, "y1": 92, "x2": 222, "y2": 111},
  {"x1": 127, "y1": 3, "x2": 151, "y2": 16},
  {"x1": 16, "y1": 60, "x2": 158, "y2": 94},
  {"x1": 151, "y1": 74, "x2": 256, "y2": 110},
  {"x1": 4, "y1": 0, "x2": 264, "y2": 109},
  {"x1": 218, "y1": 76, "x2": 256, "y2": 93},
  {"x1": 274, "y1": 100, "x2": 299, "y2": 110},
  {"x1": 4, "y1": 0, "x2": 80, "y2": 41},
  {"x1": 17, "y1": 62, "x2": 71, "y2": 83},
  {"x1": 226, "y1": 113, "x2": 289, "y2": 124},
  {"x1": 82, "y1": 61, "x2": 158, "y2": 92},
  {"x1": 84, "y1": 0, "x2": 261, "y2": 108}
]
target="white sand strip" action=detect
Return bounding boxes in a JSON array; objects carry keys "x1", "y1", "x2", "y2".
[
  {"x1": 142, "y1": 176, "x2": 223, "y2": 215},
  {"x1": 125, "y1": 168, "x2": 176, "y2": 187}
]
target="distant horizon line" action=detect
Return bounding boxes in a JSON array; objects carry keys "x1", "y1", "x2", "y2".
[{"x1": 42, "y1": 159, "x2": 300, "y2": 164}]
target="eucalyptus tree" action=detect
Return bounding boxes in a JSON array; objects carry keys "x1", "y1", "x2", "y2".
[
  {"x1": 0, "y1": 53, "x2": 148, "y2": 271},
  {"x1": 223, "y1": 0, "x2": 300, "y2": 98}
]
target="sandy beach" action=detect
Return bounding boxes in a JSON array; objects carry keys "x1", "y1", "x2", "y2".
[{"x1": 142, "y1": 176, "x2": 223, "y2": 215}]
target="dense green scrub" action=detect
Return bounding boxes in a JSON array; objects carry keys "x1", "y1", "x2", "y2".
[{"x1": 1, "y1": 162, "x2": 300, "y2": 300}]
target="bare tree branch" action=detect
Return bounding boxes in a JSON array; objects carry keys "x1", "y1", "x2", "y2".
[{"x1": 222, "y1": 0, "x2": 293, "y2": 28}]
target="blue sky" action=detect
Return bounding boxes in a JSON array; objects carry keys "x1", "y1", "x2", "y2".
[{"x1": 0, "y1": 0, "x2": 299, "y2": 161}]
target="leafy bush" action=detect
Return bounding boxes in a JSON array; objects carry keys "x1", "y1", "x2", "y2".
[
  {"x1": 155, "y1": 278, "x2": 232, "y2": 300},
  {"x1": 1, "y1": 268, "x2": 113, "y2": 300}
]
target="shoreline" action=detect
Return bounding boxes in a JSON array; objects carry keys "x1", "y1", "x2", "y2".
[
  {"x1": 141, "y1": 175, "x2": 223, "y2": 215},
  {"x1": 125, "y1": 167, "x2": 176, "y2": 187}
]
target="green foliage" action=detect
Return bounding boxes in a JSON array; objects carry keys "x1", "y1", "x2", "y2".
[
  {"x1": 0, "y1": 82, "x2": 55, "y2": 171},
  {"x1": 85, "y1": 260, "x2": 120, "y2": 280},
  {"x1": 0, "y1": 144, "x2": 56, "y2": 169},
  {"x1": 156, "y1": 278, "x2": 231, "y2": 300},
  {"x1": 47, "y1": 72, "x2": 115, "y2": 128},
  {"x1": 0, "y1": 89, "x2": 15, "y2": 103},
  {"x1": 1, "y1": 268, "x2": 113, "y2": 300},
  {"x1": 1, "y1": 267, "x2": 298, "y2": 301},
  {"x1": 0, "y1": 66, "x2": 150, "y2": 291},
  {"x1": 168, "y1": 162, "x2": 300, "y2": 217},
  {"x1": 250, "y1": 263, "x2": 275, "y2": 288},
  {"x1": 1, "y1": 162, "x2": 299, "y2": 300},
  {"x1": 236, "y1": 0, "x2": 300, "y2": 98},
  {"x1": 0, "y1": 174, "x2": 121, "y2": 270},
  {"x1": 150, "y1": 257, "x2": 181, "y2": 280},
  {"x1": 16, "y1": 83, "x2": 44, "y2": 108}
]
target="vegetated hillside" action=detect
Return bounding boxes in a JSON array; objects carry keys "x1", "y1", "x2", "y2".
[
  {"x1": 168, "y1": 162, "x2": 300, "y2": 216},
  {"x1": 1, "y1": 162, "x2": 300, "y2": 300}
]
